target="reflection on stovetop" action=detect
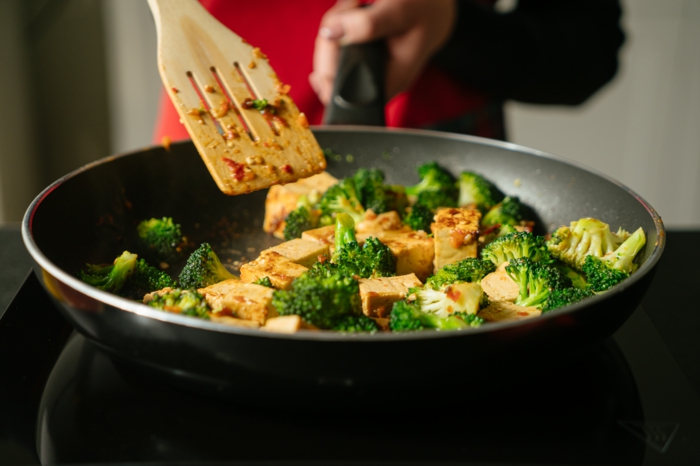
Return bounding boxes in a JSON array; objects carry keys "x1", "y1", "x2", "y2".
[
  {"x1": 38, "y1": 331, "x2": 644, "y2": 465},
  {"x1": 2, "y1": 273, "x2": 700, "y2": 465}
]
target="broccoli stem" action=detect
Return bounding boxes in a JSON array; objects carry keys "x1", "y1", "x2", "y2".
[{"x1": 334, "y1": 213, "x2": 357, "y2": 252}]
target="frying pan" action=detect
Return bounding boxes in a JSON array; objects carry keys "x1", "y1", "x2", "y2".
[{"x1": 21, "y1": 125, "x2": 665, "y2": 389}]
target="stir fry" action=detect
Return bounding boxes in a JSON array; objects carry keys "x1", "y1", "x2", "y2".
[{"x1": 78, "y1": 161, "x2": 646, "y2": 334}]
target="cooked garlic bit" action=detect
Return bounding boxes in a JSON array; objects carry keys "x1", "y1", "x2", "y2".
[
  {"x1": 213, "y1": 100, "x2": 230, "y2": 118},
  {"x1": 297, "y1": 112, "x2": 309, "y2": 128},
  {"x1": 246, "y1": 155, "x2": 264, "y2": 165},
  {"x1": 276, "y1": 83, "x2": 291, "y2": 95},
  {"x1": 263, "y1": 140, "x2": 283, "y2": 150}
]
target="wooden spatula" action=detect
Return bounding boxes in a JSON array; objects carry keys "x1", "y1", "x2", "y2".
[{"x1": 147, "y1": 0, "x2": 326, "y2": 195}]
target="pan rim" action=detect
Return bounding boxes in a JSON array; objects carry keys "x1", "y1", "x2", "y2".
[{"x1": 22, "y1": 126, "x2": 666, "y2": 342}]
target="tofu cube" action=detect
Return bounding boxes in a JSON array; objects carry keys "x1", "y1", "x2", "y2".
[
  {"x1": 208, "y1": 315, "x2": 261, "y2": 328},
  {"x1": 263, "y1": 238, "x2": 329, "y2": 268},
  {"x1": 480, "y1": 262, "x2": 519, "y2": 302},
  {"x1": 263, "y1": 172, "x2": 338, "y2": 238},
  {"x1": 262, "y1": 315, "x2": 317, "y2": 333},
  {"x1": 358, "y1": 230, "x2": 434, "y2": 282},
  {"x1": 358, "y1": 273, "x2": 422, "y2": 318},
  {"x1": 240, "y1": 251, "x2": 308, "y2": 290},
  {"x1": 479, "y1": 301, "x2": 541, "y2": 323},
  {"x1": 301, "y1": 225, "x2": 337, "y2": 256},
  {"x1": 198, "y1": 279, "x2": 276, "y2": 324},
  {"x1": 356, "y1": 210, "x2": 406, "y2": 235},
  {"x1": 431, "y1": 207, "x2": 481, "y2": 271}
]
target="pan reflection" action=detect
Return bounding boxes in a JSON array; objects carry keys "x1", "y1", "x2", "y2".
[{"x1": 37, "y1": 332, "x2": 645, "y2": 465}]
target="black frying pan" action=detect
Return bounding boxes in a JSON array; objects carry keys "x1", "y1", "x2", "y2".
[{"x1": 21, "y1": 126, "x2": 665, "y2": 390}]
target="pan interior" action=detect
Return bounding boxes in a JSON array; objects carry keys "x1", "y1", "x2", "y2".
[{"x1": 27, "y1": 128, "x2": 662, "y2": 322}]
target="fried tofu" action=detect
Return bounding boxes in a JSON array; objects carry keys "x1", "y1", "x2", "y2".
[
  {"x1": 198, "y1": 279, "x2": 276, "y2": 325},
  {"x1": 239, "y1": 251, "x2": 308, "y2": 290},
  {"x1": 479, "y1": 301, "x2": 541, "y2": 323},
  {"x1": 480, "y1": 262, "x2": 519, "y2": 302},
  {"x1": 208, "y1": 315, "x2": 261, "y2": 328},
  {"x1": 262, "y1": 171, "x2": 338, "y2": 238},
  {"x1": 356, "y1": 210, "x2": 406, "y2": 235},
  {"x1": 358, "y1": 230, "x2": 434, "y2": 282},
  {"x1": 262, "y1": 315, "x2": 317, "y2": 334},
  {"x1": 431, "y1": 207, "x2": 481, "y2": 271},
  {"x1": 262, "y1": 315, "x2": 303, "y2": 333},
  {"x1": 301, "y1": 225, "x2": 337, "y2": 256},
  {"x1": 358, "y1": 273, "x2": 422, "y2": 318},
  {"x1": 263, "y1": 238, "x2": 329, "y2": 268}
]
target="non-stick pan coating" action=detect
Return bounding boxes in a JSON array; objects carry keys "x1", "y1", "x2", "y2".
[{"x1": 22, "y1": 127, "x2": 664, "y2": 386}]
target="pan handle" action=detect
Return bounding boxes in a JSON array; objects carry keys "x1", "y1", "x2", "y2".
[{"x1": 322, "y1": 40, "x2": 387, "y2": 126}]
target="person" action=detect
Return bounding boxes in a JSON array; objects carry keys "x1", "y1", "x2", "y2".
[{"x1": 153, "y1": 0, "x2": 624, "y2": 143}]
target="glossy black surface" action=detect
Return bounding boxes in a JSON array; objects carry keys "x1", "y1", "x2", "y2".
[
  {"x1": 1, "y1": 230, "x2": 699, "y2": 464},
  {"x1": 38, "y1": 330, "x2": 646, "y2": 464}
]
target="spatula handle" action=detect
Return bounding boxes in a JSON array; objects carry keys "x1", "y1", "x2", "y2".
[{"x1": 323, "y1": 40, "x2": 387, "y2": 126}]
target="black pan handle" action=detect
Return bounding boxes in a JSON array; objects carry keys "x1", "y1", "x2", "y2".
[{"x1": 323, "y1": 40, "x2": 386, "y2": 126}]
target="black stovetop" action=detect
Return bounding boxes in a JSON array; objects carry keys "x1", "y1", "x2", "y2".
[{"x1": 1, "y1": 229, "x2": 699, "y2": 465}]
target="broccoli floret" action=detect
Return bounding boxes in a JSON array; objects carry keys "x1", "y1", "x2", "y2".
[
  {"x1": 306, "y1": 258, "x2": 341, "y2": 279},
  {"x1": 403, "y1": 202, "x2": 433, "y2": 232},
  {"x1": 453, "y1": 312, "x2": 485, "y2": 328},
  {"x1": 481, "y1": 196, "x2": 524, "y2": 228},
  {"x1": 79, "y1": 251, "x2": 138, "y2": 293},
  {"x1": 271, "y1": 269, "x2": 362, "y2": 330},
  {"x1": 389, "y1": 301, "x2": 426, "y2": 331},
  {"x1": 317, "y1": 178, "x2": 365, "y2": 225},
  {"x1": 147, "y1": 288, "x2": 210, "y2": 319},
  {"x1": 283, "y1": 206, "x2": 314, "y2": 241},
  {"x1": 352, "y1": 168, "x2": 389, "y2": 214},
  {"x1": 351, "y1": 169, "x2": 410, "y2": 217},
  {"x1": 481, "y1": 231, "x2": 553, "y2": 267},
  {"x1": 384, "y1": 185, "x2": 409, "y2": 217},
  {"x1": 457, "y1": 171, "x2": 504, "y2": 213},
  {"x1": 497, "y1": 224, "x2": 519, "y2": 237},
  {"x1": 121, "y1": 258, "x2": 177, "y2": 299},
  {"x1": 505, "y1": 258, "x2": 571, "y2": 309},
  {"x1": 543, "y1": 287, "x2": 595, "y2": 313},
  {"x1": 598, "y1": 227, "x2": 646, "y2": 273},
  {"x1": 178, "y1": 243, "x2": 237, "y2": 289},
  {"x1": 253, "y1": 276, "x2": 273, "y2": 288},
  {"x1": 358, "y1": 237, "x2": 396, "y2": 278},
  {"x1": 554, "y1": 263, "x2": 588, "y2": 290},
  {"x1": 405, "y1": 162, "x2": 458, "y2": 210},
  {"x1": 137, "y1": 217, "x2": 188, "y2": 263},
  {"x1": 389, "y1": 300, "x2": 482, "y2": 332},
  {"x1": 413, "y1": 282, "x2": 486, "y2": 318},
  {"x1": 581, "y1": 256, "x2": 629, "y2": 292},
  {"x1": 426, "y1": 258, "x2": 495, "y2": 290},
  {"x1": 332, "y1": 213, "x2": 396, "y2": 279},
  {"x1": 546, "y1": 217, "x2": 632, "y2": 269},
  {"x1": 332, "y1": 314, "x2": 379, "y2": 333},
  {"x1": 581, "y1": 225, "x2": 646, "y2": 291},
  {"x1": 283, "y1": 193, "x2": 322, "y2": 240}
]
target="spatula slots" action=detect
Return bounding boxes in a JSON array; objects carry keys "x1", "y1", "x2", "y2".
[{"x1": 148, "y1": 0, "x2": 326, "y2": 195}]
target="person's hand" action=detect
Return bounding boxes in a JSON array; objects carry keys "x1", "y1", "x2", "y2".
[{"x1": 309, "y1": 0, "x2": 457, "y2": 105}]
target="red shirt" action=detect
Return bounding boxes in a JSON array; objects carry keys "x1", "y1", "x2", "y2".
[{"x1": 153, "y1": 0, "x2": 488, "y2": 143}]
